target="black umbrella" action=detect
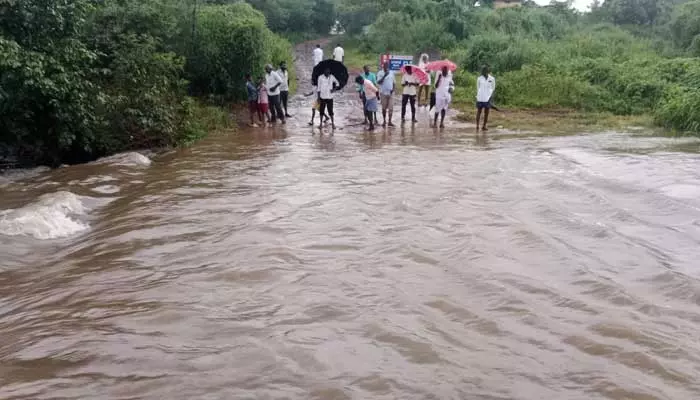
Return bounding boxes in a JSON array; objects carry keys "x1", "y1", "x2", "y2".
[{"x1": 312, "y1": 60, "x2": 348, "y2": 90}]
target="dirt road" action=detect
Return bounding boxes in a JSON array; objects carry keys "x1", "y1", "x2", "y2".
[{"x1": 284, "y1": 39, "x2": 461, "y2": 134}]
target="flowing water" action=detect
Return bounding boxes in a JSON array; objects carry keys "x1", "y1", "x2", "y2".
[{"x1": 2, "y1": 44, "x2": 700, "y2": 400}]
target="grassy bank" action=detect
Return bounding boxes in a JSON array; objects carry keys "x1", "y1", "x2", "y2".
[{"x1": 338, "y1": 38, "x2": 689, "y2": 134}]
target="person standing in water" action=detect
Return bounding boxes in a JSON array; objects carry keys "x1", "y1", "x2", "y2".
[
  {"x1": 356, "y1": 75, "x2": 379, "y2": 131},
  {"x1": 264, "y1": 64, "x2": 285, "y2": 124},
  {"x1": 433, "y1": 66, "x2": 454, "y2": 129},
  {"x1": 476, "y1": 65, "x2": 496, "y2": 131},
  {"x1": 417, "y1": 54, "x2": 431, "y2": 109},
  {"x1": 256, "y1": 76, "x2": 270, "y2": 127},
  {"x1": 277, "y1": 61, "x2": 292, "y2": 118},
  {"x1": 376, "y1": 62, "x2": 396, "y2": 127},
  {"x1": 401, "y1": 66, "x2": 419, "y2": 124},
  {"x1": 313, "y1": 44, "x2": 323, "y2": 67},
  {"x1": 317, "y1": 68, "x2": 339, "y2": 130},
  {"x1": 245, "y1": 74, "x2": 259, "y2": 127},
  {"x1": 357, "y1": 65, "x2": 378, "y2": 125}
]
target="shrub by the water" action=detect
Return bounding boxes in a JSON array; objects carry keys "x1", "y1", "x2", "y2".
[{"x1": 0, "y1": 0, "x2": 292, "y2": 166}]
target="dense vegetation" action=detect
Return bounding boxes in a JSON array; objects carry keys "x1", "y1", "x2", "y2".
[
  {"x1": 341, "y1": 0, "x2": 700, "y2": 134},
  {"x1": 0, "y1": 0, "x2": 292, "y2": 166}
]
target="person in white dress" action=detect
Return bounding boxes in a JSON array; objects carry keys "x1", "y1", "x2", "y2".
[
  {"x1": 433, "y1": 66, "x2": 454, "y2": 128},
  {"x1": 417, "y1": 54, "x2": 430, "y2": 108},
  {"x1": 313, "y1": 44, "x2": 323, "y2": 67}
]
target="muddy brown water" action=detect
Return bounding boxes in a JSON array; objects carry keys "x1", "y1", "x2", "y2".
[{"x1": 1, "y1": 42, "x2": 700, "y2": 400}]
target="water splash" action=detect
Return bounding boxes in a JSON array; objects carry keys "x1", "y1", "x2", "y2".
[{"x1": 0, "y1": 191, "x2": 90, "y2": 239}]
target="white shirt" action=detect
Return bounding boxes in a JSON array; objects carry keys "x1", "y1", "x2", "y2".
[
  {"x1": 476, "y1": 74, "x2": 496, "y2": 102},
  {"x1": 333, "y1": 46, "x2": 344, "y2": 62},
  {"x1": 277, "y1": 69, "x2": 289, "y2": 92},
  {"x1": 435, "y1": 73, "x2": 454, "y2": 98},
  {"x1": 317, "y1": 74, "x2": 339, "y2": 99},
  {"x1": 313, "y1": 47, "x2": 323, "y2": 66},
  {"x1": 265, "y1": 71, "x2": 283, "y2": 96},
  {"x1": 402, "y1": 73, "x2": 419, "y2": 96}
]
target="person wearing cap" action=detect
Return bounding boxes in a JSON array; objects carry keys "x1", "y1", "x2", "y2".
[{"x1": 264, "y1": 64, "x2": 285, "y2": 124}]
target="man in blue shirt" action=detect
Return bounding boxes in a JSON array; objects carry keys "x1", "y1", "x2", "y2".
[
  {"x1": 245, "y1": 73, "x2": 259, "y2": 127},
  {"x1": 376, "y1": 62, "x2": 395, "y2": 127}
]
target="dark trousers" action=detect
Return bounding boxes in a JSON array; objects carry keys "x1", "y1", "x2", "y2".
[
  {"x1": 401, "y1": 94, "x2": 416, "y2": 119},
  {"x1": 280, "y1": 90, "x2": 289, "y2": 114},
  {"x1": 268, "y1": 94, "x2": 285, "y2": 122},
  {"x1": 319, "y1": 98, "x2": 334, "y2": 117}
]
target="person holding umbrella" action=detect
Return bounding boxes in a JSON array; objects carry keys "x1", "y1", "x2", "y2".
[
  {"x1": 417, "y1": 54, "x2": 431, "y2": 109},
  {"x1": 476, "y1": 65, "x2": 496, "y2": 131},
  {"x1": 317, "y1": 68, "x2": 340, "y2": 130},
  {"x1": 264, "y1": 64, "x2": 285, "y2": 124},
  {"x1": 376, "y1": 62, "x2": 396, "y2": 127},
  {"x1": 433, "y1": 66, "x2": 454, "y2": 129},
  {"x1": 401, "y1": 65, "x2": 419, "y2": 124}
]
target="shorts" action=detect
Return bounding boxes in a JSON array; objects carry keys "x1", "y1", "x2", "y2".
[
  {"x1": 365, "y1": 97, "x2": 378, "y2": 113},
  {"x1": 380, "y1": 94, "x2": 393, "y2": 110},
  {"x1": 477, "y1": 101, "x2": 491, "y2": 109},
  {"x1": 248, "y1": 100, "x2": 258, "y2": 113},
  {"x1": 258, "y1": 102, "x2": 269, "y2": 113}
]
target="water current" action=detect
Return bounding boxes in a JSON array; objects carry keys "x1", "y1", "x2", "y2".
[{"x1": 1, "y1": 42, "x2": 700, "y2": 400}]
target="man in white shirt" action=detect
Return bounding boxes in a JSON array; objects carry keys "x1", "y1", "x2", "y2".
[
  {"x1": 313, "y1": 44, "x2": 323, "y2": 67},
  {"x1": 476, "y1": 65, "x2": 496, "y2": 131},
  {"x1": 376, "y1": 62, "x2": 396, "y2": 127},
  {"x1": 401, "y1": 65, "x2": 419, "y2": 123},
  {"x1": 333, "y1": 43, "x2": 344, "y2": 63},
  {"x1": 317, "y1": 68, "x2": 339, "y2": 129},
  {"x1": 433, "y1": 66, "x2": 454, "y2": 129},
  {"x1": 265, "y1": 64, "x2": 285, "y2": 124},
  {"x1": 277, "y1": 61, "x2": 292, "y2": 118}
]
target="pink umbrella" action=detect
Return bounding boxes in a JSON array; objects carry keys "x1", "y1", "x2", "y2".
[
  {"x1": 424, "y1": 59, "x2": 457, "y2": 72},
  {"x1": 400, "y1": 64, "x2": 429, "y2": 85}
]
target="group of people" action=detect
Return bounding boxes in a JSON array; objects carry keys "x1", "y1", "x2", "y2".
[
  {"x1": 247, "y1": 44, "x2": 498, "y2": 132},
  {"x1": 354, "y1": 55, "x2": 457, "y2": 130},
  {"x1": 313, "y1": 43, "x2": 344, "y2": 66},
  {"x1": 245, "y1": 62, "x2": 293, "y2": 127}
]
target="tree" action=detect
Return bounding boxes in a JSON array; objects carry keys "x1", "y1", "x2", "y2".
[
  {"x1": 603, "y1": 0, "x2": 661, "y2": 25},
  {"x1": 669, "y1": 0, "x2": 700, "y2": 50}
]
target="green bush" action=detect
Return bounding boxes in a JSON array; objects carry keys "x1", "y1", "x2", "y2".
[
  {"x1": 0, "y1": 0, "x2": 243, "y2": 166},
  {"x1": 186, "y1": 3, "x2": 292, "y2": 101},
  {"x1": 655, "y1": 86, "x2": 700, "y2": 133}
]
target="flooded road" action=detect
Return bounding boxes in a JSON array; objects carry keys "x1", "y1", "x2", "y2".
[{"x1": 2, "y1": 44, "x2": 700, "y2": 400}]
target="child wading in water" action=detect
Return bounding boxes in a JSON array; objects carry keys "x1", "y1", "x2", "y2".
[
  {"x1": 257, "y1": 76, "x2": 270, "y2": 126},
  {"x1": 305, "y1": 86, "x2": 330, "y2": 126}
]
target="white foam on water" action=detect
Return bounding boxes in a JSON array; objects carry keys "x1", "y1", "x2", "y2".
[
  {"x1": 0, "y1": 191, "x2": 90, "y2": 240},
  {"x1": 97, "y1": 151, "x2": 152, "y2": 167}
]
